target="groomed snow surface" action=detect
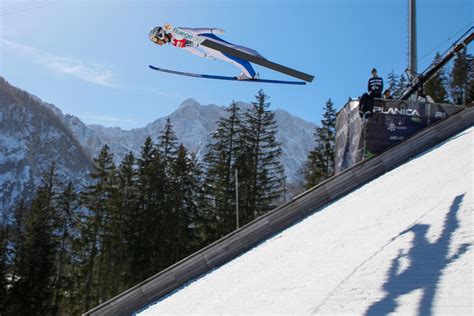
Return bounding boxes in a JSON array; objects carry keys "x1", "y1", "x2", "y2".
[{"x1": 140, "y1": 127, "x2": 473, "y2": 315}]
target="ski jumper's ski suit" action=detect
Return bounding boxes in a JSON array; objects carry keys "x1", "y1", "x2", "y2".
[{"x1": 170, "y1": 27, "x2": 263, "y2": 78}]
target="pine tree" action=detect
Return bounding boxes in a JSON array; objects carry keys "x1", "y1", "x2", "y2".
[
  {"x1": 321, "y1": 99, "x2": 337, "y2": 176},
  {"x1": 134, "y1": 137, "x2": 156, "y2": 281},
  {"x1": 386, "y1": 70, "x2": 399, "y2": 93},
  {"x1": 52, "y1": 182, "x2": 81, "y2": 315},
  {"x1": 8, "y1": 164, "x2": 58, "y2": 315},
  {"x1": 238, "y1": 90, "x2": 285, "y2": 224},
  {"x1": 0, "y1": 220, "x2": 9, "y2": 314},
  {"x1": 158, "y1": 118, "x2": 179, "y2": 166},
  {"x1": 9, "y1": 200, "x2": 27, "y2": 289},
  {"x1": 423, "y1": 53, "x2": 448, "y2": 103},
  {"x1": 467, "y1": 82, "x2": 474, "y2": 107},
  {"x1": 203, "y1": 101, "x2": 242, "y2": 238},
  {"x1": 130, "y1": 136, "x2": 163, "y2": 283},
  {"x1": 170, "y1": 145, "x2": 203, "y2": 261},
  {"x1": 79, "y1": 145, "x2": 117, "y2": 310},
  {"x1": 303, "y1": 138, "x2": 324, "y2": 189},
  {"x1": 1, "y1": 200, "x2": 28, "y2": 313},
  {"x1": 394, "y1": 74, "x2": 409, "y2": 98},
  {"x1": 450, "y1": 48, "x2": 470, "y2": 105},
  {"x1": 156, "y1": 119, "x2": 180, "y2": 257},
  {"x1": 303, "y1": 99, "x2": 337, "y2": 189},
  {"x1": 466, "y1": 52, "x2": 474, "y2": 106},
  {"x1": 95, "y1": 151, "x2": 140, "y2": 300},
  {"x1": 115, "y1": 151, "x2": 138, "y2": 288}
]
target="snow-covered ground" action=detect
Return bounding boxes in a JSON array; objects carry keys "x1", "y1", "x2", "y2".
[{"x1": 140, "y1": 127, "x2": 473, "y2": 315}]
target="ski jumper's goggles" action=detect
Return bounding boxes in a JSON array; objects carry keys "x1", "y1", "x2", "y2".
[{"x1": 149, "y1": 27, "x2": 166, "y2": 43}]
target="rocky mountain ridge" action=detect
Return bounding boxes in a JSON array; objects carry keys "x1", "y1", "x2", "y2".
[{"x1": 0, "y1": 77, "x2": 317, "y2": 216}]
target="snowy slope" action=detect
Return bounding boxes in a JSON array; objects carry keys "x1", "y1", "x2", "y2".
[{"x1": 140, "y1": 127, "x2": 473, "y2": 315}]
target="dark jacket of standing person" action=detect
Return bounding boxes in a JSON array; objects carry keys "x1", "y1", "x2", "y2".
[{"x1": 368, "y1": 68, "x2": 383, "y2": 98}]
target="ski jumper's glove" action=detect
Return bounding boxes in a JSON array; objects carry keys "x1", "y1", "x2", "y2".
[
  {"x1": 163, "y1": 24, "x2": 172, "y2": 32},
  {"x1": 184, "y1": 40, "x2": 196, "y2": 47},
  {"x1": 171, "y1": 37, "x2": 197, "y2": 48}
]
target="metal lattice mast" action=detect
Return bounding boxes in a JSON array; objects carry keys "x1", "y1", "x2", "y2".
[{"x1": 408, "y1": 0, "x2": 417, "y2": 79}]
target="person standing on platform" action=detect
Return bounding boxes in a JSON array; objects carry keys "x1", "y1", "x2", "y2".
[{"x1": 368, "y1": 68, "x2": 383, "y2": 98}]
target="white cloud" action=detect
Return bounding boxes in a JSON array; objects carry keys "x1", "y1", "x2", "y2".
[
  {"x1": 131, "y1": 86, "x2": 185, "y2": 100},
  {"x1": 81, "y1": 112, "x2": 141, "y2": 125},
  {"x1": 1, "y1": 38, "x2": 115, "y2": 87},
  {"x1": 1, "y1": 38, "x2": 186, "y2": 101}
]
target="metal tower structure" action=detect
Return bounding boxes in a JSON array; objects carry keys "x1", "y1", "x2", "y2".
[{"x1": 408, "y1": 0, "x2": 417, "y2": 79}]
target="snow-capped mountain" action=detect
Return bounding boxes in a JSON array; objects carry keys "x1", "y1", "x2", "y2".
[
  {"x1": 0, "y1": 77, "x2": 92, "y2": 218},
  {"x1": 66, "y1": 98, "x2": 317, "y2": 185},
  {"x1": 0, "y1": 77, "x2": 317, "y2": 216}
]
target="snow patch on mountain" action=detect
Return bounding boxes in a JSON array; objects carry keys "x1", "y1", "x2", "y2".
[{"x1": 0, "y1": 77, "x2": 92, "y2": 218}]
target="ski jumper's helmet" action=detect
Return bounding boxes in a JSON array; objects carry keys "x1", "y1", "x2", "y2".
[{"x1": 149, "y1": 27, "x2": 166, "y2": 43}]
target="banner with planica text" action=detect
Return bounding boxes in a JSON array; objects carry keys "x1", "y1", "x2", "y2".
[{"x1": 335, "y1": 99, "x2": 464, "y2": 173}]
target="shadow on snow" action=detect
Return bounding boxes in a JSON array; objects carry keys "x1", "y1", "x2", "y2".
[{"x1": 365, "y1": 194, "x2": 470, "y2": 316}]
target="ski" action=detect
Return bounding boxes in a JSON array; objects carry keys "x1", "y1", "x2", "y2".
[
  {"x1": 200, "y1": 39, "x2": 314, "y2": 83},
  {"x1": 149, "y1": 65, "x2": 306, "y2": 85}
]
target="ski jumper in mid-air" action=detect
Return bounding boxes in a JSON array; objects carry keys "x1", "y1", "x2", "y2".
[{"x1": 149, "y1": 25, "x2": 263, "y2": 80}]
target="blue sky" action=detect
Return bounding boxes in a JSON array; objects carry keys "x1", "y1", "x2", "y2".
[{"x1": 1, "y1": 0, "x2": 472, "y2": 129}]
